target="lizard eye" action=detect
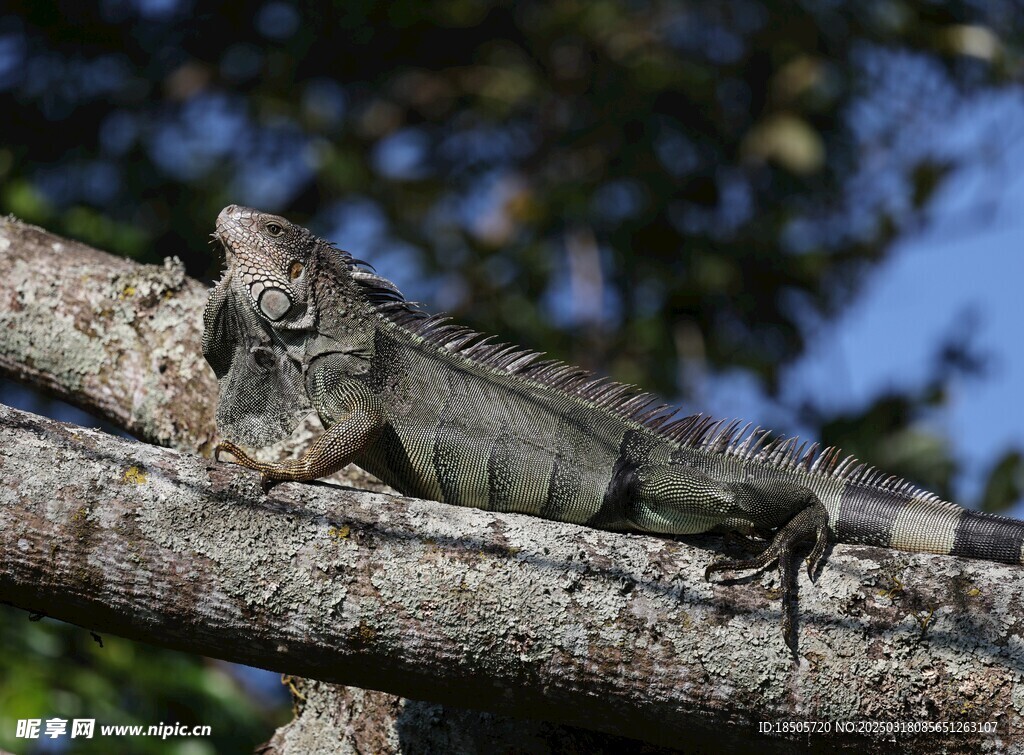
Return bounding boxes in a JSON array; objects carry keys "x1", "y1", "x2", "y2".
[
  {"x1": 288, "y1": 261, "x2": 304, "y2": 280},
  {"x1": 265, "y1": 221, "x2": 286, "y2": 237}
]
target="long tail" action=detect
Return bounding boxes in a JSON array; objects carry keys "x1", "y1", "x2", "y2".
[{"x1": 829, "y1": 482, "x2": 1024, "y2": 565}]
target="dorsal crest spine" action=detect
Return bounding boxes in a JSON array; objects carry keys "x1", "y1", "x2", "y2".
[{"x1": 346, "y1": 250, "x2": 937, "y2": 501}]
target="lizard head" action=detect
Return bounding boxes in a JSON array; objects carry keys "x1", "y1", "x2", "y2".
[
  {"x1": 203, "y1": 205, "x2": 385, "y2": 447},
  {"x1": 212, "y1": 204, "x2": 317, "y2": 326},
  {"x1": 202, "y1": 205, "x2": 325, "y2": 447}
]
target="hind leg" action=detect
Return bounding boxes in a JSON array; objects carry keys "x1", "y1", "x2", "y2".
[{"x1": 628, "y1": 465, "x2": 830, "y2": 649}]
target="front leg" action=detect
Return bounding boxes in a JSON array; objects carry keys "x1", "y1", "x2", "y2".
[{"x1": 216, "y1": 379, "x2": 385, "y2": 492}]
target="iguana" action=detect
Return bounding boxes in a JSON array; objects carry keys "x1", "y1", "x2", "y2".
[{"x1": 203, "y1": 204, "x2": 1024, "y2": 647}]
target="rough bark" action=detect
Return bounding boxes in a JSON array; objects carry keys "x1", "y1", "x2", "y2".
[
  {"x1": 261, "y1": 678, "x2": 675, "y2": 755},
  {"x1": 5, "y1": 402, "x2": 1024, "y2": 751},
  {"x1": 2, "y1": 217, "x2": 1022, "y2": 752},
  {"x1": 0, "y1": 214, "x2": 215, "y2": 448}
]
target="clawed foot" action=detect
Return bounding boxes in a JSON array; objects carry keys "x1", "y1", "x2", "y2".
[
  {"x1": 704, "y1": 503, "x2": 830, "y2": 651},
  {"x1": 214, "y1": 440, "x2": 247, "y2": 465},
  {"x1": 214, "y1": 441, "x2": 284, "y2": 493}
]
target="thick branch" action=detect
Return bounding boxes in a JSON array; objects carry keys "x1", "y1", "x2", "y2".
[
  {"x1": 2, "y1": 404, "x2": 1024, "y2": 750},
  {"x1": 0, "y1": 215, "x2": 217, "y2": 449}
]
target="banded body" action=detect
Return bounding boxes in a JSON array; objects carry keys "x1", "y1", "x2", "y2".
[{"x1": 203, "y1": 205, "x2": 1024, "y2": 645}]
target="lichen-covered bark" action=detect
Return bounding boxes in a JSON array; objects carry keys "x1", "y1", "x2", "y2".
[
  {"x1": 0, "y1": 216, "x2": 215, "y2": 449},
  {"x1": 2, "y1": 218, "x2": 1023, "y2": 752},
  {"x1": 263, "y1": 678, "x2": 678, "y2": 755},
  {"x1": 2, "y1": 403, "x2": 1024, "y2": 751}
]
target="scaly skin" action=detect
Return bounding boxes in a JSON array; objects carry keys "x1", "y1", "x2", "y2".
[{"x1": 203, "y1": 205, "x2": 1024, "y2": 650}]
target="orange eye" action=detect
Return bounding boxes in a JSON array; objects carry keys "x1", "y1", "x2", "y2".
[{"x1": 288, "y1": 261, "x2": 304, "y2": 279}]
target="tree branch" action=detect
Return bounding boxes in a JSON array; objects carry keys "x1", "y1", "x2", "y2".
[
  {"x1": 4, "y1": 402, "x2": 1024, "y2": 750},
  {"x1": 2, "y1": 217, "x2": 1022, "y2": 752},
  {"x1": 0, "y1": 215, "x2": 215, "y2": 447}
]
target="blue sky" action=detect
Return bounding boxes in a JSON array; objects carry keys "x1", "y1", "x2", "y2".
[
  {"x1": 786, "y1": 133, "x2": 1024, "y2": 511},
  {"x1": 692, "y1": 86, "x2": 1024, "y2": 513},
  {"x1": 794, "y1": 212, "x2": 1023, "y2": 507}
]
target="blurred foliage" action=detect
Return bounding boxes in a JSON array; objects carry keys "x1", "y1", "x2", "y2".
[
  {"x1": 1, "y1": 0, "x2": 1024, "y2": 748},
  {"x1": 0, "y1": 605, "x2": 287, "y2": 754},
  {"x1": 3, "y1": 0, "x2": 1021, "y2": 396}
]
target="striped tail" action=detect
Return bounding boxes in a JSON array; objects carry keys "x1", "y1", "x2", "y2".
[{"x1": 831, "y1": 482, "x2": 1024, "y2": 565}]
